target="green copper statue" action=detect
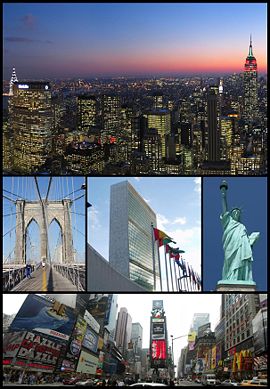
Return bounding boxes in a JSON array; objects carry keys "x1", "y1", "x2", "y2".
[{"x1": 219, "y1": 180, "x2": 260, "y2": 283}]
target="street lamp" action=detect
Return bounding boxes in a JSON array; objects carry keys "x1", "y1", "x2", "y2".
[{"x1": 170, "y1": 334, "x2": 189, "y2": 379}]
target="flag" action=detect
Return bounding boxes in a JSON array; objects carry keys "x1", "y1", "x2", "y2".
[
  {"x1": 178, "y1": 257, "x2": 187, "y2": 275},
  {"x1": 153, "y1": 228, "x2": 175, "y2": 246}
]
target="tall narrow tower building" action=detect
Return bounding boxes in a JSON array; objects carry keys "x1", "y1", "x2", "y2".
[{"x1": 243, "y1": 35, "x2": 258, "y2": 125}]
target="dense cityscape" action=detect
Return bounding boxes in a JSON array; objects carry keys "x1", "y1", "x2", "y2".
[
  {"x1": 2, "y1": 3, "x2": 268, "y2": 387},
  {"x1": 3, "y1": 294, "x2": 267, "y2": 386},
  {"x1": 3, "y1": 42, "x2": 268, "y2": 176}
]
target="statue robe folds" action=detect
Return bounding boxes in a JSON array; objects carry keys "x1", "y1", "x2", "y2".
[{"x1": 220, "y1": 212, "x2": 258, "y2": 281}]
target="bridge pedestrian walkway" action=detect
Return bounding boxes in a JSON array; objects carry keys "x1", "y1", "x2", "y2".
[{"x1": 11, "y1": 265, "x2": 78, "y2": 292}]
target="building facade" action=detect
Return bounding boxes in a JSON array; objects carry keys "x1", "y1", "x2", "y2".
[
  {"x1": 10, "y1": 81, "x2": 53, "y2": 173},
  {"x1": 109, "y1": 181, "x2": 160, "y2": 291}
]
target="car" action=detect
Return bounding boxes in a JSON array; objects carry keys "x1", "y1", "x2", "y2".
[
  {"x1": 239, "y1": 379, "x2": 267, "y2": 386},
  {"x1": 75, "y1": 378, "x2": 95, "y2": 386},
  {"x1": 63, "y1": 377, "x2": 82, "y2": 385},
  {"x1": 129, "y1": 383, "x2": 168, "y2": 387},
  {"x1": 221, "y1": 379, "x2": 239, "y2": 386}
]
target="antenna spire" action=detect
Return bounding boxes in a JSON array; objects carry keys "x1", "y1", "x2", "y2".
[{"x1": 248, "y1": 34, "x2": 253, "y2": 57}]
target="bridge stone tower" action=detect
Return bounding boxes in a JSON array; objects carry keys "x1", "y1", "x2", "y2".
[{"x1": 14, "y1": 199, "x2": 74, "y2": 265}]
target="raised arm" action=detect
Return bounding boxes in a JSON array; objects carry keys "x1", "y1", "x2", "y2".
[{"x1": 220, "y1": 180, "x2": 228, "y2": 214}]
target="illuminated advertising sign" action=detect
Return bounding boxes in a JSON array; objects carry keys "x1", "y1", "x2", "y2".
[
  {"x1": 3, "y1": 331, "x2": 26, "y2": 358},
  {"x1": 10, "y1": 295, "x2": 76, "y2": 342},
  {"x1": 18, "y1": 84, "x2": 29, "y2": 89},
  {"x1": 72, "y1": 315, "x2": 87, "y2": 344},
  {"x1": 211, "y1": 345, "x2": 217, "y2": 369},
  {"x1": 76, "y1": 350, "x2": 98, "y2": 374},
  {"x1": 82, "y1": 327, "x2": 98, "y2": 353},
  {"x1": 84, "y1": 310, "x2": 100, "y2": 334},
  {"x1": 15, "y1": 331, "x2": 62, "y2": 368},
  {"x1": 151, "y1": 340, "x2": 166, "y2": 360},
  {"x1": 152, "y1": 322, "x2": 165, "y2": 340},
  {"x1": 151, "y1": 318, "x2": 164, "y2": 323}
]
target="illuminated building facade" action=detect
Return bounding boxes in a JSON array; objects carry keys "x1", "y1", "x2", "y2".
[
  {"x1": 109, "y1": 181, "x2": 160, "y2": 291},
  {"x1": 10, "y1": 81, "x2": 53, "y2": 173},
  {"x1": 243, "y1": 36, "x2": 258, "y2": 125},
  {"x1": 150, "y1": 300, "x2": 168, "y2": 370},
  {"x1": 9, "y1": 67, "x2": 18, "y2": 96},
  {"x1": 220, "y1": 117, "x2": 233, "y2": 159},
  {"x1": 101, "y1": 94, "x2": 121, "y2": 144},
  {"x1": 77, "y1": 95, "x2": 97, "y2": 134},
  {"x1": 207, "y1": 88, "x2": 220, "y2": 162},
  {"x1": 146, "y1": 109, "x2": 171, "y2": 158}
]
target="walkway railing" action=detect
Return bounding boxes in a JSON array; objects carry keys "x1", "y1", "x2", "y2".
[
  {"x1": 52, "y1": 263, "x2": 85, "y2": 291},
  {"x1": 2, "y1": 264, "x2": 35, "y2": 291}
]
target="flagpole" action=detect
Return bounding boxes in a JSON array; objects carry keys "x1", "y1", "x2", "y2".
[
  {"x1": 173, "y1": 261, "x2": 178, "y2": 291},
  {"x1": 151, "y1": 223, "x2": 156, "y2": 291},
  {"x1": 164, "y1": 245, "x2": 169, "y2": 291},
  {"x1": 187, "y1": 264, "x2": 192, "y2": 291},
  {"x1": 157, "y1": 240, "x2": 163, "y2": 292},
  {"x1": 169, "y1": 256, "x2": 174, "y2": 292}
]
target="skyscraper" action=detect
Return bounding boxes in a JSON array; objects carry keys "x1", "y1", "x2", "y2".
[
  {"x1": 10, "y1": 81, "x2": 53, "y2": 173},
  {"x1": 9, "y1": 67, "x2": 18, "y2": 96},
  {"x1": 115, "y1": 307, "x2": 132, "y2": 354},
  {"x1": 207, "y1": 87, "x2": 220, "y2": 162},
  {"x1": 109, "y1": 181, "x2": 160, "y2": 291},
  {"x1": 243, "y1": 35, "x2": 258, "y2": 126},
  {"x1": 190, "y1": 313, "x2": 210, "y2": 334},
  {"x1": 146, "y1": 109, "x2": 171, "y2": 158},
  {"x1": 131, "y1": 322, "x2": 143, "y2": 351},
  {"x1": 77, "y1": 95, "x2": 97, "y2": 134},
  {"x1": 101, "y1": 94, "x2": 121, "y2": 143}
]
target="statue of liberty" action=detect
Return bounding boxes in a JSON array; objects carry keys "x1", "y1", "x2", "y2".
[{"x1": 218, "y1": 180, "x2": 259, "y2": 284}]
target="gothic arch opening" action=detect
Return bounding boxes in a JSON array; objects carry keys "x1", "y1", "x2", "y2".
[
  {"x1": 48, "y1": 218, "x2": 64, "y2": 264},
  {"x1": 25, "y1": 218, "x2": 40, "y2": 265}
]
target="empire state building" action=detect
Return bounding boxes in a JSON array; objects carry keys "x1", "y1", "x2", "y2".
[{"x1": 243, "y1": 35, "x2": 258, "y2": 125}]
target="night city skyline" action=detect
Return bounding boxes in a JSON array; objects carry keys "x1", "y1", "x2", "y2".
[{"x1": 3, "y1": 3, "x2": 267, "y2": 79}]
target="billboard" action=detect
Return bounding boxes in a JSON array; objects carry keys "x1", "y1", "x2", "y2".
[
  {"x1": 3, "y1": 331, "x2": 26, "y2": 358},
  {"x1": 82, "y1": 327, "x2": 99, "y2": 353},
  {"x1": 84, "y1": 310, "x2": 100, "y2": 334},
  {"x1": 152, "y1": 321, "x2": 165, "y2": 340},
  {"x1": 87, "y1": 295, "x2": 110, "y2": 329},
  {"x1": 151, "y1": 340, "x2": 166, "y2": 360},
  {"x1": 5, "y1": 331, "x2": 63, "y2": 371},
  {"x1": 194, "y1": 358, "x2": 205, "y2": 373},
  {"x1": 76, "y1": 350, "x2": 99, "y2": 374},
  {"x1": 58, "y1": 315, "x2": 87, "y2": 373},
  {"x1": 10, "y1": 294, "x2": 76, "y2": 342},
  {"x1": 188, "y1": 331, "x2": 196, "y2": 351}
]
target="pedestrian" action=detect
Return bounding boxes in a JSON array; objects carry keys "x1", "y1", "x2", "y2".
[{"x1": 25, "y1": 263, "x2": 32, "y2": 278}]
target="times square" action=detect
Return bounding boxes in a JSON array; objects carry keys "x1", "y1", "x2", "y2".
[{"x1": 2, "y1": 293, "x2": 268, "y2": 387}]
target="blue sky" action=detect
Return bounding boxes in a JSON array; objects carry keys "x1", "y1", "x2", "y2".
[
  {"x1": 3, "y1": 177, "x2": 86, "y2": 264},
  {"x1": 203, "y1": 177, "x2": 267, "y2": 291},
  {"x1": 3, "y1": 3, "x2": 267, "y2": 79},
  {"x1": 88, "y1": 177, "x2": 201, "y2": 290}
]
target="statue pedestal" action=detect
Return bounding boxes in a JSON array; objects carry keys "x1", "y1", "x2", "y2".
[{"x1": 216, "y1": 280, "x2": 256, "y2": 292}]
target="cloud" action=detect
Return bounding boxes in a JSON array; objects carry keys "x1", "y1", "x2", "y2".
[
  {"x1": 89, "y1": 206, "x2": 101, "y2": 231},
  {"x1": 21, "y1": 14, "x2": 37, "y2": 30},
  {"x1": 194, "y1": 177, "x2": 201, "y2": 193},
  {"x1": 172, "y1": 217, "x2": 187, "y2": 225},
  {"x1": 5, "y1": 37, "x2": 53, "y2": 44},
  {"x1": 156, "y1": 213, "x2": 169, "y2": 230},
  {"x1": 133, "y1": 177, "x2": 141, "y2": 182}
]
